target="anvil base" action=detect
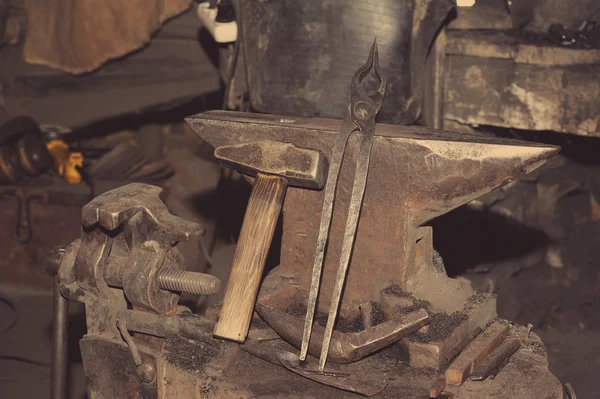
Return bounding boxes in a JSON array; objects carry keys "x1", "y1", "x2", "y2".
[{"x1": 257, "y1": 265, "x2": 497, "y2": 371}]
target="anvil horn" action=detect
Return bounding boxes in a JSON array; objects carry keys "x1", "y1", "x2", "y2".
[{"x1": 403, "y1": 138, "x2": 559, "y2": 225}]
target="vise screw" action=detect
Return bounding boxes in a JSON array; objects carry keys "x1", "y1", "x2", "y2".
[{"x1": 46, "y1": 183, "x2": 221, "y2": 399}]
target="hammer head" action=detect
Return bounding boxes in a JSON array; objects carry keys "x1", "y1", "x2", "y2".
[{"x1": 214, "y1": 140, "x2": 328, "y2": 189}]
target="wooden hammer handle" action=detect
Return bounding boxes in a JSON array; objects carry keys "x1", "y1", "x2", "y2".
[{"x1": 214, "y1": 173, "x2": 288, "y2": 342}]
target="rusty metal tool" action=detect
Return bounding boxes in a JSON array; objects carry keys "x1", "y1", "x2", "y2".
[
  {"x1": 212, "y1": 140, "x2": 328, "y2": 342},
  {"x1": 48, "y1": 183, "x2": 227, "y2": 398},
  {"x1": 258, "y1": 303, "x2": 427, "y2": 364},
  {"x1": 299, "y1": 40, "x2": 387, "y2": 370}
]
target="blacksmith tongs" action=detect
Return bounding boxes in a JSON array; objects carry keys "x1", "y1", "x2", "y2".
[{"x1": 300, "y1": 40, "x2": 387, "y2": 371}]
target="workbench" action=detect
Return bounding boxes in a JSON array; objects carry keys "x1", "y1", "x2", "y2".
[{"x1": 429, "y1": 28, "x2": 600, "y2": 137}]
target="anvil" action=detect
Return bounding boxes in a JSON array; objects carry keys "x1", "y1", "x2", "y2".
[{"x1": 186, "y1": 111, "x2": 558, "y2": 369}]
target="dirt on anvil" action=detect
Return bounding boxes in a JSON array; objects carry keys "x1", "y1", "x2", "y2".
[
  {"x1": 371, "y1": 301, "x2": 387, "y2": 325},
  {"x1": 406, "y1": 292, "x2": 491, "y2": 343},
  {"x1": 377, "y1": 339, "x2": 409, "y2": 363},
  {"x1": 467, "y1": 291, "x2": 489, "y2": 305},
  {"x1": 379, "y1": 285, "x2": 484, "y2": 343},
  {"x1": 284, "y1": 284, "x2": 474, "y2": 343},
  {"x1": 382, "y1": 284, "x2": 432, "y2": 314},
  {"x1": 381, "y1": 283, "x2": 408, "y2": 297}
]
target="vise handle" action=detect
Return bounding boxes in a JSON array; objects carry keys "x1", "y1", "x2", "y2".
[{"x1": 213, "y1": 140, "x2": 327, "y2": 342}]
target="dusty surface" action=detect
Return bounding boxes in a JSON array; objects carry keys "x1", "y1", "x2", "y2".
[
  {"x1": 380, "y1": 283, "x2": 472, "y2": 343},
  {"x1": 192, "y1": 322, "x2": 561, "y2": 398},
  {"x1": 413, "y1": 312, "x2": 468, "y2": 343}
]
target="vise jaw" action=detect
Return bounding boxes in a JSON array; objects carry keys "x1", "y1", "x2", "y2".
[{"x1": 58, "y1": 183, "x2": 203, "y2": 334}]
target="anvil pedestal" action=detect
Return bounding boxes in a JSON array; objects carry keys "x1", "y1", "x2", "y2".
[{"x1": 187, "y1": 111, "x2": 558, "y2": 370}]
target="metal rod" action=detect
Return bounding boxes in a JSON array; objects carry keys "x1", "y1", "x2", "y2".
[
  {"x1": 51, "y1": 277, "x2": 69, "y2": 399},
  {"x1": 117, "y1": 319, "x2": 143, "y2": 366},
  {"x1": 300, "y1": 114, "x2": 355, "y2": 361},
  {"x1": 116, "y1": 309, "x2": 214, "y2": 343},
  {"x1": 301, "y1": 41, "x2": 385, "y2": 366},
  {"x1": 104, "y1": 257, "x2": 221, "y2": 296},
  {"x1": 319, "y1": 129, "x2": 375, "y2": 371}
]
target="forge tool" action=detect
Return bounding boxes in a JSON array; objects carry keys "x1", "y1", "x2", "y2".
[
  {"x1": 212, "y1": 140, "x2": 328, "y2": 342},
  {"x1": 300, "y1": 40, "x2": 387, "y2": 370}
]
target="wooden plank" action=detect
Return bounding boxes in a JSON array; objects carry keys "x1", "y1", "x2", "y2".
[
  {"x1": 471, "y1": 338, "x2": 522, "y2": 381},
  {"x1": 214, "y1": 174, "x2": 288, "y2": 342},
  {"x1": 429, "y1": 377, "x2": 446, "y2": 398},
  {"x1": 444, "y1": 55, "x2": 600, "y2": 137},
  {"x1": 157, "y1": 356, "x2": 203, "y2": 398},
  {"x1": 445, "y1": 321, "x2": 509, "y2": 386},
  {"x1": 400, "y1": 295, "x2": 496, "y2": 370},
  {"x1": 446, "y1": 30, "x2": 600, "y2": 66}
]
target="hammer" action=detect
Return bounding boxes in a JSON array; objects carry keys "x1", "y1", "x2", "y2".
[{"x1": 213, "y1": 140, "x2": 328, "y2": 342}]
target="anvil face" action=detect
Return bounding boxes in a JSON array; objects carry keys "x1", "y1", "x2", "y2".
[{"x1": 186, "y1": 111, "x2": 558, "y2": 318}]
